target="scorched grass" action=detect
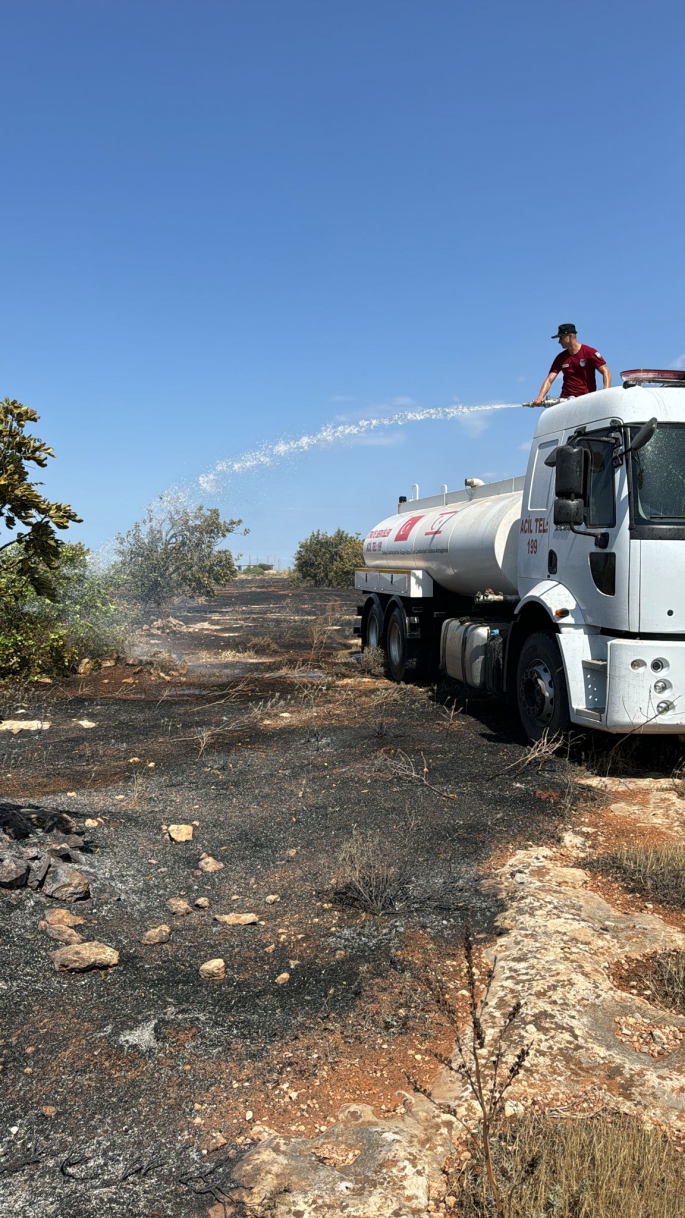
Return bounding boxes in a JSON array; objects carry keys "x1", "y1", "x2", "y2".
[{"x1": 458, "y1": 1115, "x2": 685, "y2": 1217}]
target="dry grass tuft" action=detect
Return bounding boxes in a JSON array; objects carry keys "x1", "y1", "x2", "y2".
[
  {"x1": 331, "y1": 828, "x2": 409, "y2": 914},
  {"x1": 456, "y1": 1114, "x2": 685, "y2": 1217},
  {"x1": 625, "y1": 950, "x2": 685, "y2": 1014},
  {"x1": 130, "y1": 769, "x2": 151, "y2": 805},
  {"x1": 308, "y1": 603, "x2": 348, "y2": 663},
  {"x1": 672, "y1": 761, "x2": 685, "y2": 800},
  {"x1": 242, "y1": 633, "x2": 282, "y2": 656},
  {"x1": 594, "y1": 843, "x2": 685, "y2": 908},
  {"x1": 358, "y1": 645, "x2": 385, "y2": 676}
]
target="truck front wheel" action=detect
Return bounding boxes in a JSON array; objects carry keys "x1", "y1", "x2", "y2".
[{"x1": 516, "y1": 632, "x2": 570, "y2": 742}]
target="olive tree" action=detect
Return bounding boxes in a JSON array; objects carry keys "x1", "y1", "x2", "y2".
[
  {"x1": 293, "y1": 528, "x2": 364, "y2": 588},
  {"x1": 114, "y1": 496, "x2": 246, "y2": 607},
  {"x1": 0, "y1": 398, "x2": 81, "y2": 595}
]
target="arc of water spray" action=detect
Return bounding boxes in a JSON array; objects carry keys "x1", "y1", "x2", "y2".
[{"x1": 196, "y1": 401, "x2": 523, "y2": 498}]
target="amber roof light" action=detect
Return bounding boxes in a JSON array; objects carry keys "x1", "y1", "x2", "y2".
[{"x1": 621, "y1": 369, "x2": 685, "y2": 387}]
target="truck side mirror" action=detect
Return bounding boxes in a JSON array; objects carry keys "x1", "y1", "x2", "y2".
[
  {"x1": 629, "y1": 417, "x2": 657, "y2": 452},
  {"x1": 552, "y1": 444, "x2": 586, "y2": 529},
  {"x1": 553, "y1": 498, "x2": 584, "y2": 526},
  {"x1": 554, "y1": 445, "x2": 586, "y2": 498}
]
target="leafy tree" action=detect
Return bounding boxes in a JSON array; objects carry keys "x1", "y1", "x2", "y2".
[
  {"x1": 0, "y1": 398, "x2": 81, "y2": 595},
  {"x1": 114, "y1": 496, "x2": 245, "y2": 607},
  {"x1": 293, "y1": 528, "x2": 364, "y2": 588},
  {"x1": 55, "y1": 545, "x2": 135, "y2": 660},
  {"x1": 0, "y1": 543, "x2": 129, "y2": 677}
]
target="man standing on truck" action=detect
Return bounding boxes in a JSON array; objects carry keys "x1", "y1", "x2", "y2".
[{"x1": 534, "y1": 323, "x2": 612, "y2": 404}]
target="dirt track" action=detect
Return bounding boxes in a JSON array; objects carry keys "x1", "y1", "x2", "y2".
[{"x1": 0, "y1": 577, "x2": 575, "y2": 1217}]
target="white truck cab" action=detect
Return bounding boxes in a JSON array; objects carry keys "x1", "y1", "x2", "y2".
[{"x1": 356, "y1": 369, "x2": 685, "y2": 740}]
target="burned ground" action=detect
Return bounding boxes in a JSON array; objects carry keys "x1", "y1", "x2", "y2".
[{"x1": 0, "y1": 577, "x2": 573, "y2": 1217}]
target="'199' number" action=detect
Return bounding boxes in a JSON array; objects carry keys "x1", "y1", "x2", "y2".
[{"x1": 527, "y1": 538, "x2": 538, "y2": 554}]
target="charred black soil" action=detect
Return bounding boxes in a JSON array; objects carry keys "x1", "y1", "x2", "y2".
[{"x1": 0, "y1": 578, "x2": 571, "y2": 1217}]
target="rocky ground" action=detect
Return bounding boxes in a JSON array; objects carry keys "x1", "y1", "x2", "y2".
[{"x1": 2, "y1": 576, "x2": 685, "y2": 1216}]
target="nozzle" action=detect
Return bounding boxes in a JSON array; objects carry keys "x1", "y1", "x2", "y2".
[{"x1": 521, "y1": 398, "x2": 563, "y2": 409}]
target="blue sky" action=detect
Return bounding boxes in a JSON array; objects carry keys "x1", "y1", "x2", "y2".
[{"x1": 2, "y1": 0, "x2": 684, "y2": 564}]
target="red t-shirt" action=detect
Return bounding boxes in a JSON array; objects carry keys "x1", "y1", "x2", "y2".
[{"x1": 549, "y1": 344, "x2": 606, "y2": 398}]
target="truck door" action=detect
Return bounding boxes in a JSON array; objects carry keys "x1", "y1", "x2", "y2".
[
  {"x1": 519, "y1": 437, "x2": 558, "y2": 589},
  {"x1": 551, "y1": 427, "x2": 632, "y2": 631},
  {"x1": 629, "y1": 423, "x2": 685, "y2": 634}
]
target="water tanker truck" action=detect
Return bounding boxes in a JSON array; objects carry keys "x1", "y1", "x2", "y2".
[{"x1": 355, "y1": 369, "x2": 685, "y2": 741}]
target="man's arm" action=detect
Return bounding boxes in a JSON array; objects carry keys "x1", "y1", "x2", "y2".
[
  {"x1": 534, "y1": 370, "x2": 558, "y2": 405},
  {"x1": 599, "y1": 363, "x2": 612, "y2": 389}
]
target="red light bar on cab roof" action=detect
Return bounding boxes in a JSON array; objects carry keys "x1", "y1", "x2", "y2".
[{"x1": 621, "y1": 368, "x2": 685, "y2": 386}]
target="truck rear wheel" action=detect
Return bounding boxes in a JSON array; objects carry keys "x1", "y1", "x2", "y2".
[
  {"x1": 385, "y1": 605, "x2": 426, "y2": 683},
  {"x1": 516, "y1": 631, "x2": 570, "y2": 742},
  {"x1": 385, "y1": 607, "x2": 407, "y2": 681},
  {"x1": 363, "y1": 599, "x2": 384, "y2": 650}
]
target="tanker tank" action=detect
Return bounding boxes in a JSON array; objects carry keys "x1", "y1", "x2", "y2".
[{"x1": 362, "y1": 476, "x2": 524, "y2": 597}]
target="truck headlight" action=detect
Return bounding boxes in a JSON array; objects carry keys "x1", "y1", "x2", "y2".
[
  {"x1": 656, "y1": 700, "x2": 674, "y2": 715},
  {"x1": 654, "y1": 680, "x2": 671, "y2": 694}
]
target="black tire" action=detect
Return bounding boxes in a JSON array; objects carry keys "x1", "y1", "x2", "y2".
[
  {"x1": 384, "y1": 605, "x2": 426, "y2": 683},
  {"x1": 363, "y1": 600, "x2": 384, "y2": 651},
  {"x1": 516, "y1": 631, "x2": 570, "y2": 742},
  {"x1": 384, "y1": 606, "x2": 407, "y2": 681}
]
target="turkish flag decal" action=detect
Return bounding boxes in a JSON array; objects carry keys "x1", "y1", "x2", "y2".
[{"x1": 394, "y1": 515, "x2": 424, "y2": 542}]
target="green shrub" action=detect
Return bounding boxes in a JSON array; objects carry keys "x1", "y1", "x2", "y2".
[
  {"x1": 293, "y1": 529, "x2": 363, "y2": 588},
  {"x1": 54, "y1": 546, "x2": 135, "y2": 662},
  {"x1": 0, "y1": 544, "x2": 130, "y2": 677},
  {"x1": 113, "y1": 496, "x2": 244, "y2": 608}
]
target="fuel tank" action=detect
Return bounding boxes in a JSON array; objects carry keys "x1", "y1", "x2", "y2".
[{"x1": 363, "y1": 478, "x2": 524, "y2": 596}]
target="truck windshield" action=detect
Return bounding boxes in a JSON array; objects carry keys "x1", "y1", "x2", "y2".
[{"x1": 629, "y1": 423, "x2": 685, "y2": 524}]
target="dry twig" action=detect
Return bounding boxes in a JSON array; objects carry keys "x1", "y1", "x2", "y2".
[
  {"x1": 407, "y1": 928, "x2": 530, "y2": 1218},
  {"x1": 502, "y1": 729, "x2": 565, "y2": 776},
  {"x1": 382, "y1": 747, "x2": 459, "y2": 801}
]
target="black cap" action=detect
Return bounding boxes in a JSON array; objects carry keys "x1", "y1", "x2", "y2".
[{"x1": 551, "y1": 323, "x2": 577, "y2": 338}]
